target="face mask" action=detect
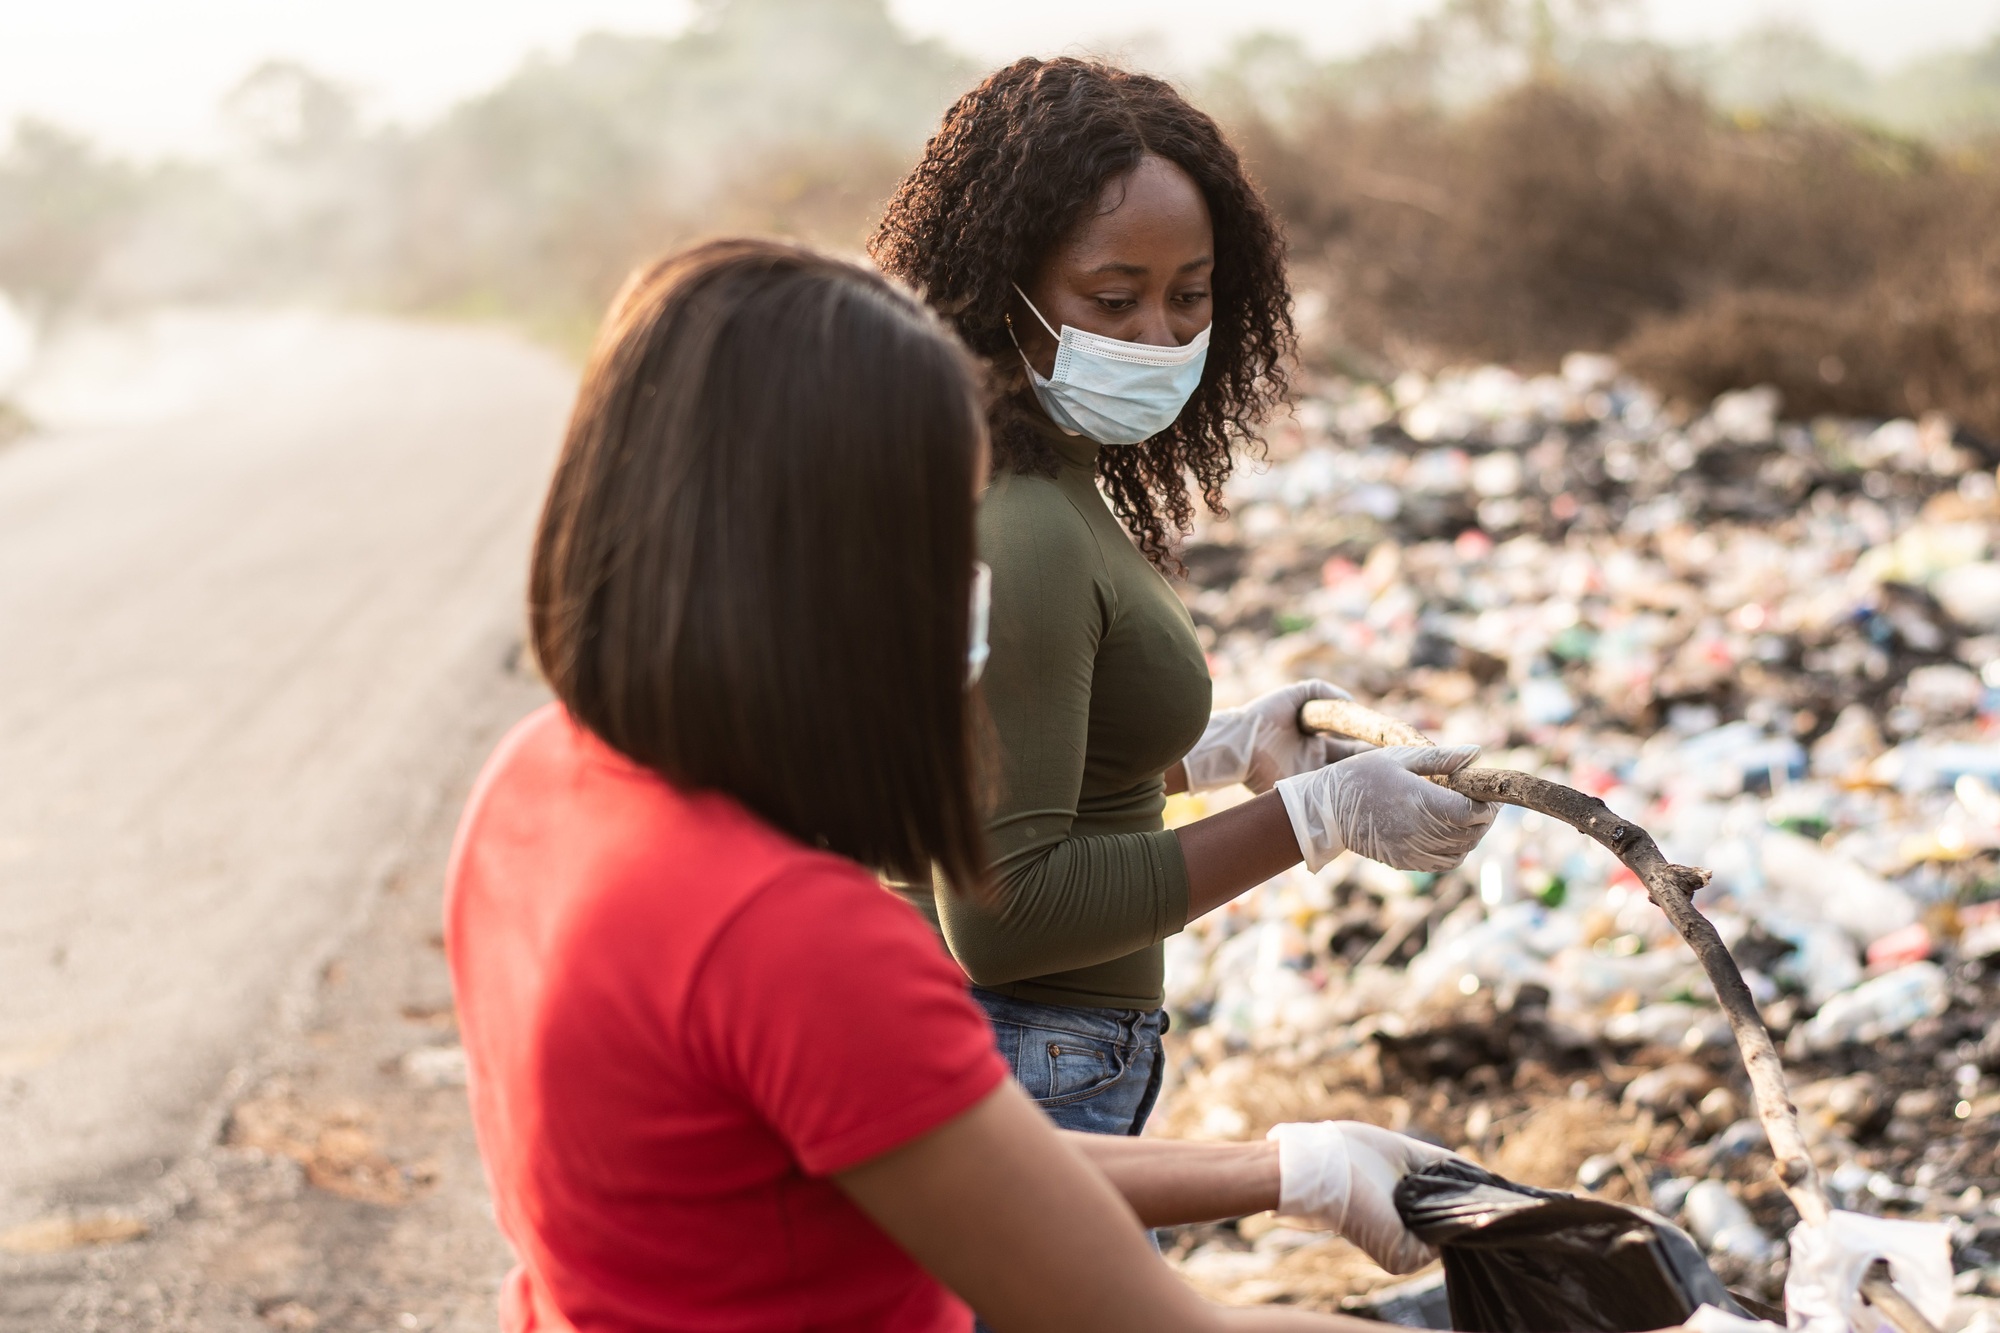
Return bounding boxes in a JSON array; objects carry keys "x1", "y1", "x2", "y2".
[
  {"x1": 966, "y1": 561, "x2": 992, "y2": 687},
  {"x1": 1008, "y1": 284, "x2": 1210, "y2": 446}
]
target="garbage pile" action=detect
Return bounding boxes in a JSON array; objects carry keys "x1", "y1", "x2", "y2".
[{"x1": 1154, "y1": 356, "x2": 2000, "y2": 1316}]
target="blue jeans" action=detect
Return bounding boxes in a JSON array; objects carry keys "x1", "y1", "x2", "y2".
[
  {"x1": 968, "y1": 991, "x2": 1169, "y2": 1331},
  {"x1": 970, "y1": 989, "x2": 1168, "y2": 1136}
]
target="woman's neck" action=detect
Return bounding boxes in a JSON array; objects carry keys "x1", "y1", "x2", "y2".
[{"x1": 1014, "y1": 393, "x2": 1098, "y2": 471}]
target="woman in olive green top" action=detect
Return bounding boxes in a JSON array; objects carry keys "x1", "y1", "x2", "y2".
[{"x1": 871, "y1": 58, "x2": 1496, "y2": 1139}]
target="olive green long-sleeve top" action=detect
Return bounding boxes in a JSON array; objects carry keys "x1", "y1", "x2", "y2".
[{"x1": 911, "y1": 431, "x2": 1213, "y2": 1010}]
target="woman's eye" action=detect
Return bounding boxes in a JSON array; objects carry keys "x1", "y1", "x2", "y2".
[
  {"x1": 1096, "y1": 297, "x2": 1135, "y2": 312},
  {"x1": 1175, "y1": 291, "x2": 1211, "y2": 305}
]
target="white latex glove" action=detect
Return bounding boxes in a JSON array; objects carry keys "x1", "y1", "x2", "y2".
[
  {"x1": 1275, "y1": 746, "x2": 1495, "y2": 873},
  {"x1": 1181, "y1": 680, "x2": 1365, "y2": 794},
  {"x1": 1268, "y1": 1120, "x2": 1458, "y2": 1274}
]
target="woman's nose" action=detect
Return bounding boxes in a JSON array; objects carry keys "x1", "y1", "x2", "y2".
[{"x1": 1132, "y1": 301, "x2": 1178, "y2": 347}]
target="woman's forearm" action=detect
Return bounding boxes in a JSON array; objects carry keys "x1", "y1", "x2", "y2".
[
  {"x1": 1064, "y1": 1133, "x2": 1281, "y2": 1227},
  {"x1": 1174, "y1": 792, "x2": 1303, "y2": 922}
]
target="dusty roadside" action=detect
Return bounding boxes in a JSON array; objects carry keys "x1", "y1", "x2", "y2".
[
  {"x1": 0, "y1": 310, "x2": 574, "y2": 1331},
  {"x1": 0, "y1": 646, "x2": 548, "y2": 1333}
]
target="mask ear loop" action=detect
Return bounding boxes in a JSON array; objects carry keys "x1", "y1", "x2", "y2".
[
  {"x1": 1010, "y1": 283, "x2": 1062, "y2": 341},
  {"x1": 1006, "y1": 283, "x2": 1063, "y2": 382}
]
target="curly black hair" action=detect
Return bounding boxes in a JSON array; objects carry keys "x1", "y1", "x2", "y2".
[{"x1": 870, "y1": 57, "x2": 1295, "y2": 567}]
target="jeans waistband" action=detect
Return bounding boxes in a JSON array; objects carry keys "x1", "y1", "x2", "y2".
[{"x1": 970, "y1": 987, "x2": 1168, "y2": 1044}]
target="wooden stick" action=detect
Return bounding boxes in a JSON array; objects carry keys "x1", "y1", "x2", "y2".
[
  {"x1": 1300, "y1": 699, "x2": 1431, "y2": 749},
  {"x1": 1862, "y1": 1273, "x2": 1937, "y2": 1333},
  {"x1": 1298, "y1": 698, "x2": 1941, "y2": 1333}
]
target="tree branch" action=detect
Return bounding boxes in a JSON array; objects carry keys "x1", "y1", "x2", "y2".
[
  {"x1": 1298, "y1": 699, "x2": 1938, "y2": 1333},
  {"x1": 1300, "y1": 698, "x2": 1821, "y2": 1213}
]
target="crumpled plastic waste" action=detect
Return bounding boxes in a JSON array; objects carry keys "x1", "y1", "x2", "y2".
[
  {"x1": 1394, "y1": 1158, "x2": 1746, "y2": 1331},
  {"x1": 1785, "y1": 1211, "x2": 1954, "y2": 1333},
  {"x1": 1789, "y1": 962, "x2": 1950, "y2": 1056},
  {"x1": 1169, "y1": 357, "x2": 1998, "y2": 1051},
  {"x1": 1156, "y1": 356, "x2": 2000, "y2": 1312},
  {"x1": 1683, "y1": 1179, "x2": 1781, "y2": 1262}
]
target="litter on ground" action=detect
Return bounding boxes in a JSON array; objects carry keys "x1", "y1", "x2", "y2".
[{"x1": 1153, "y1": 358, "x2": 2000, "y2": 1322}]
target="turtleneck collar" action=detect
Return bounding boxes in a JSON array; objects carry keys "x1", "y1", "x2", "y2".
[
  {"x1": 1051, "y1": 432, "x2": 1099, "y2": 474},
  {"x1": 1017, "y1": 396, "x2": 1100, "y2": 474}
]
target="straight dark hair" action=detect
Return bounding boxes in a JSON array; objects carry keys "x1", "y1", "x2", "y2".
[{"x1": 530, "y1": 238, "x2": 989, "y2": 896}]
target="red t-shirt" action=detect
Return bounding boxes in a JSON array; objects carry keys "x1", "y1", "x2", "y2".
[{"x1": 445, "y1": 705, "x2": 1007, "y2": 1332}]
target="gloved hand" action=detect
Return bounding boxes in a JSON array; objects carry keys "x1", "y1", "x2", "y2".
[
  {"x1": 1181, "y1": 680, "x2": 1366, "y2": 794},
  {"x1": 1268, "y1": 1120, "x2": 1458, "y2": 1274},
  {"x1": 1274, "y1": 746, "x2": 1495, "y2": 873}
]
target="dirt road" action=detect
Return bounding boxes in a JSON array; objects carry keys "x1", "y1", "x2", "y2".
[{"x1": 0, "y1": 312, "x2": 573, "y2": 1328}]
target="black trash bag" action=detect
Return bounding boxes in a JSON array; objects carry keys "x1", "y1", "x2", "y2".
[{"x1": 1393, "y1": 1158, "x2": 1749, "y2": 1333}]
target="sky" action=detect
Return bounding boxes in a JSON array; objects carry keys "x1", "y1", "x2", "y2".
[{"x1": 4, "y1": 0, "x2": 1998, "y2": 159}]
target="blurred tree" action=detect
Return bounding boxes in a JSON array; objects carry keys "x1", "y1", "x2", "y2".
[
  {"x1": 379, "y1": 0, "x2": 973, "y2": 337},
  {"x1": 1207, "y1": 0, "x2": 1640, "y2": 119},
  {"x1": 0, "y1": 0, "x2": 975, "y2": 336},
  {"x1": 4, "y1": 0, "x2": 1994, "y2": 425},
  {"x1": 1437, "y1": 0, "x2": 1637, "y2": 81},
  {"x1": 1668, "y1": 24, "x2": 2000, "y2": 138},
  {"x1": 1876, "y1": 34, "x2": 2000, "y2": 138},
  {"x1": 0, "y1": 120, "x2": 142, "y2": 316},
  {"x1": 223, "y1": 62, "x2": 361, "y2": 159},
  {"x1": 1686, "y1": 24, "x2": 1874, "y2": 119}
]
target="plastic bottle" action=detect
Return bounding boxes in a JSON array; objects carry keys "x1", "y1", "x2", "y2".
[
  {"x1": 1934, "y1": 561, "x2": 2000, "y2": 632},
  {"x1": 1760, "y1": 833, "x2": 1917, "y2": 948},
  {"x1": 1790, "y1": 961, "x2": 1949, "y2": 1055},
  {"x1": 1772, "y1": 921, "x2": 1865, "y2": 1008},
  {"x1": 1683, "y1": 1179, "x2": 1777, "y2": 1261}
]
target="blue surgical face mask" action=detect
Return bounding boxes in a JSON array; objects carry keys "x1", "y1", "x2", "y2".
[
  {"x1": 1008, "y1": 284, "x2": 1210, "y2": 446},
  {"x1": 967, "y1": 561, "x2": 991, "y2": 687}
]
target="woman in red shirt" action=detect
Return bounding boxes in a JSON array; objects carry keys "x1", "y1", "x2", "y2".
[{"x1": 446, "y1": 238, "x2": 1454, "y2": 1332}]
